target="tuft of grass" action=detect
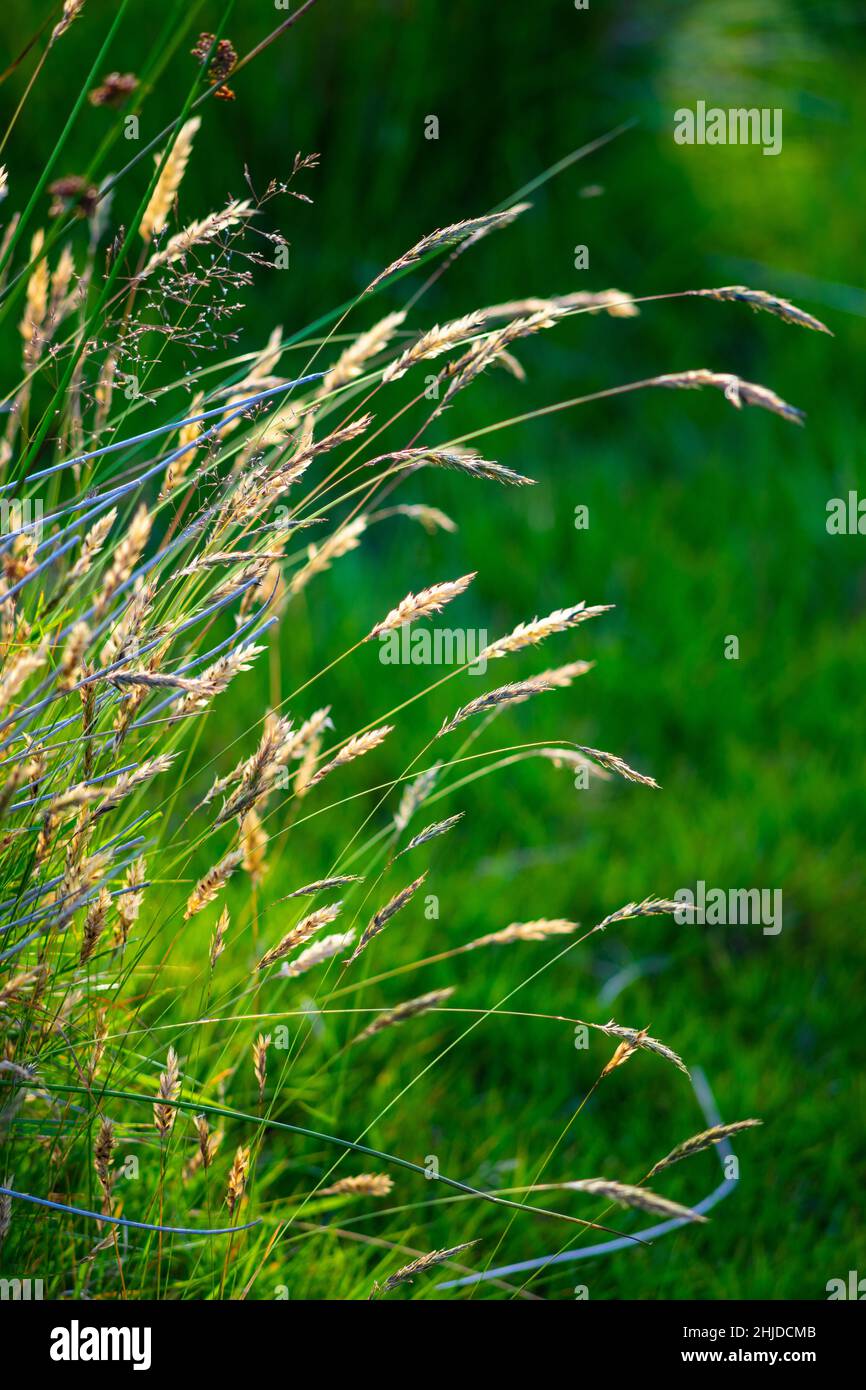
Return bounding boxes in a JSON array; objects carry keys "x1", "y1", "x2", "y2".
[{"x1": 0, "y1": 6, "x2": 829, "y2": 1301}]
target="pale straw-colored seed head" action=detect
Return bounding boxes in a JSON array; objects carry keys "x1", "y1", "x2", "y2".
[
  {"x1": 257, "y1": 902, "x2": 343, "y2": 971},
  {"x1": 438, "y1": 676, "x2": 556, "y2": 737},
  {"x1": 394, "y1": 763, "x2": 441, "y2": 833},
  {"x1": 652, "y1": 368, "x2": 805, "y2": 424},
  {"x1": 140, "y1": 117, "x2": 201, "y2": 242},
  {"x1": 600, "y1": 1027, "x2": 648, "y2": 1078},
  {"x1": 598, "y1": 1020, "x2": 689, "y2": 1075},
  {"x1": 365, "y1": 205, "x2": 529, "y2": 294},
  {"x1": 688, "y1": 285, "x2": 831, "y2": 335},
  {"x1": 320, "y1": 1173, "x2": 394, "y2": 1197},
  {"x1": 648, "y1": 1119, "x2": 763, "y2": 1177},
  {"x1": 252, "y1": 1033, "x2": 271, "y2": 1099},
  {"x1": 480, "y1": 602, "x2": 612, "y2": 661},
  {"x1": 140, "y1": 199, "x2": 254, "y2": 277},
  {"x1": 565, "y1": 1179, "x2": 706, "y2": 1223},
  {"x1": 348, "y1": 872, "x2": 427, "y2": 963},
  {"x1": 70, "y1": 509, "x2": 117, "y2": 580},
  {"x1": 209, "y1": 907, "x2": 229, "y2": 969},
  {"x1": 382, "y1": 311, "x2": 484, "y2": 382},
  {"x1": 279, "y1": 929, "x2": 356, "y2": 978},
  {"x1": 153, "y1": 1046, "x2": 180, "y2": 1138},
  {"x1": 464, "y1": 918, "x2": 579, "y2": 951},
  {"x1": 240, "y1": 809, "x2": 268, "y2": 884},
  {"x1": 306, "y1": 724, "x2": 393, "y2": 790},
  {"x1": 93, "y1": 504, "x2": 152, "y2": 615},
  {"x1": 59, "y1": 621, "x2": 90, "y2": 691},
  {"x1": 353, "y1": 987, "x2": 454, "y2": 1043},
  {"x1": 572, "y1": 745, "x2": 659, "y2": 789},
  {"x1": 593, "y1": 897, "x2": 684, "y2": 933},
  {"x1": 397, "y1": 813, "x2": 464, "y2": 857},
  {"x1": 80, "y1": 887, "x2": 112, "y2": 964},
  {"x1": 284, "y1": 874, "x2": 363, "y2": 899},
  {"x1": 372, "y1": 1240, "x2": 480, "y2": 1297},
  {"x1": 367, "y1": 572, "x2": 475, "y2": 640},
  {"x1": 320, "y1": 310, "x2": 406, "y2": 394},
  {"x1": 226, "y1": 1145, "x2": 251, "y2": 1215},
  {"x1": 185, "y1": 848, "x2": 243, "y2": 920}
]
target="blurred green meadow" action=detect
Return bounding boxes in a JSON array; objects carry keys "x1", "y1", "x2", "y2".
[{"x1": 2, "y1": 0, "x2": 864, "y2": 1297}]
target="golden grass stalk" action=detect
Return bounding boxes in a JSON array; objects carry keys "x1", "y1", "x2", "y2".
[
  {"x1": 115, "y1": 857, "x2": 145, "y2": 944},
  {"x1": 383, "y1": 311, "x2": 485, "y2": 381},
  {"x1": 365, "y1": 205, "x2": 529, "y2": 292},
  {"x1": 478, "y1": 288, "x2": 639, "y2": 321},
  {"x1": 393, "y1": 763, "x2": 442, "y2": 832},
  {"x1": 370, "y1": 444, "x2": 534, "y2": 488},
  {"x1": 320, "y1": 310, "x2": 406, "y2": 394},
  {"x1": 257, "y1": 902, "x2": 343, "y2": 970},
  {"x1": 688, "y1": 286, "x2": 831, "y2": 334},
  {"x1": 593, "y1": 896, "x2": 684, "y2": 932},
  {"x1": 653, "y1": 369, "x2": 804, "y2": 424},
  {"x1": 372, "y1": 1240, "x2": 480, "y2": 1296},
  {"x1": 352, "y1": 986, "x2": 455, "y2": 1043},
  {"x1": 464, "y1": 919, "x2": 579, "y2": 950},
  {"x1": 252, "y1": 1033, "x2": 271, "y2": 1102},
  {"x1": 241, "y1": 810, "x2": 268, "y2": 884},
  {"x1": 436, "y1": 309, "x2": 560, "y2": 409},
  {"x1": 438, "y1": 676, "x2": 556, "y2": 737},
  {"x1": 184, "y1": 848, "x2": 243, "y2": 920},
  {"x1": 284, "y1": 875, "x2": 363, "y2": 899},
  {"x1": 140, "y1": 199, "x2": 254, "y2": 277},
  {"x1": 79, "y1": 888, "x2": 111, "y2": 964},
  {"x1": 209, "y1": 907, "x2": 229, "y2": 969},
  {"x1": 397, "y1": 812, "x2": 464, "y2": 856},
  {"x1": 70, "y1": 510, "x2": 117, "y2": 580},
  {"x1": 319, "y1": 1173, "x2": 394, "y2": 1197},
  {"x1": 0, "y1": 646, "x2": 46, "y2": 710},
  {"x1": 566, "y1": 1178, "x2": 706, "y2": 1223},
  {"x1": 597, "y1": 1020, "x2": 689, "y2": 1076},
  {"x1": 140, "y1": 116, "x2": 201, "y2": 242},
  {"x1": 306, "y1": 724, "x2": 394, "y2": 790},
  {"x1": 600, "y1": 1027, "x2": 648, "y2": 1078},
  {"x1": 191, "y1": 1114, "x2": 221, "y2": 1176},
  {"x1": 226, "y1": 1145, "x2": 250, "y2": 1216},
  {"x1": 279, "y1": 929, "x2": 356, "y2": 978},
  {"x1": 348, "y1": 872, "x2": 427, "y2": 964},
  {"x1": 179, "y1": 643, "x2": 267, "y2": 716},
  {"x1": 367, "y1": 572, "x2": 475, "y2": 640},
  {"x1": 648, "y1": 1119, "x2": 763, "y2": 1177},
  {"x1": 153, "y1": 1046, "x2": 180, "y2": 1138},
  {"x1": 59, "y1": 621, "x2": 90, "y2": 690},
  {"x1": 20, "y1": 231, "x2": 49, "y2": 363},
  {"x1": 93, "y1": 505, "x2": 152, "y2": 616},
  {"x1": 93, "y1": 755, "x2": 175, "y2": 820},
  {"x1": 481, "y1": 602, "x2": 612, "y2": 661},
  {"x1": 568, "y1": 744, "x2": 658, "y2": 788}
]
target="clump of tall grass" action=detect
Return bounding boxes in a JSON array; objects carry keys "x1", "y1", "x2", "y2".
[{"x1": 0, "y1": 11, "x2": 822, "y2": 1299}]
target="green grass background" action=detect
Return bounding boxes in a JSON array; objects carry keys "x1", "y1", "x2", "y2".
[{"x1": 2, "y1": 0, "x2": 864, "y2": 1297}]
